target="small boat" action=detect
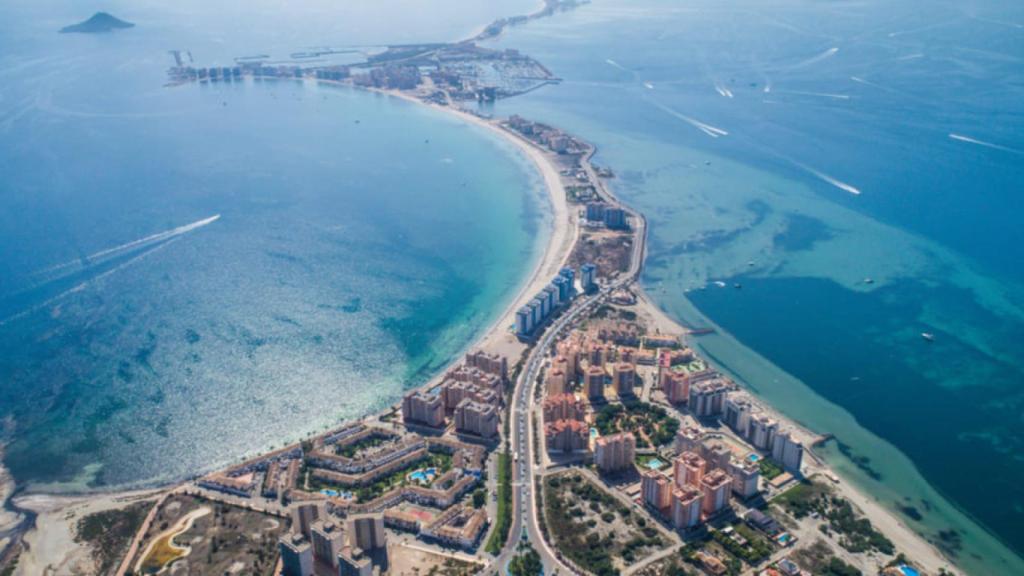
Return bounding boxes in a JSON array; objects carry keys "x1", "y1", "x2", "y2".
[
  {"x1": 921, "y1": 332, "x2": 935, "y2": 342},
  {"x1": 863, "y1": 278, "x2": 874, "y2": 285},
  {"x1": 734, "y1": 283, "x2": 742, "y2": 289}
]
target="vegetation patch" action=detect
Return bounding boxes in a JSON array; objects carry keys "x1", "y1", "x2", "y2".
[
  {"x1": 75, "y1": 500, "x2": 152, "y2": 576},
  {"x1": 543, "y1": 472, "x2": 668, "y2": 575},
  {"x1": 594, "y1": 400, "x2": 679, "y2": 448},
  {"x1": 485, "y1": 450, "x2": 512, "y2": 554},
  {"x1": 758, "y1": 457, "x2": 784, "y2": 480},
  {"x1": 776, "y1": 480, "x2": 892, "y2": 555},
  {"x1": 132, "y1": 495, "x2": 285, "y2": 575}
]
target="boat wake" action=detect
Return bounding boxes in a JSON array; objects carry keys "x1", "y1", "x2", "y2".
[
  {"x1": 32, "y1": 214, "x2": 221, "y2": 278},
  {"x1": 605, "y1": 58, "x2": 630, "y2": 72},
  {"x1": 649, "y1": 101, "x2": 728, "y2": 138},
  {"x1": 2, "y1": 215, "x2": 221, "y2": 326},
  {"x1": 0, "y1": 237, "x2": 183, "y2": 327},
  {"x1": 949, "y1": 133, "x2": 1024, "y2": 156},
  {"x1": 788, "y1": 159, "x2": 862, "y2": 195},
  {"x1": 714, "y1": 82, "x2": 734, "y2": 98},
  {"x1": 776, "y1": 89, "x2": 850, "y2": 100},
  {"x1": 791, "y1": 47, "x2": 838, "y2": 69}
]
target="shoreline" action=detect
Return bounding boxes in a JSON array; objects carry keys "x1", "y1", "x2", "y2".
[
  {"x1": 0, "y1": 82, "x2": 580, "y2": 572},
  {"x1": 630, "y1": 287, "x2": 959, "y2": 575},
  {"x1": 0, "y1": 65, "x2": 976, "y2": 576}
]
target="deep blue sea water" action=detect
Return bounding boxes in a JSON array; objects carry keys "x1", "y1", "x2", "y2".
[
  {"x1": 0, "y1": 0, "x2": 542, "y2": 488},
  {"x1": 483, "y1": 0, "x2": 1024, "y2": 573}
]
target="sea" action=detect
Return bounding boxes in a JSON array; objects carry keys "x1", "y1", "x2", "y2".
[
  {"x1": 483, "y1": 0, "x2": 1024, "y2": 574},
  {"x1": 3, "y1": 0, "x2": 1023, "y2": 574},
  {"x1": 0, "y1": 0, "x2": 544, "y2": 489}
]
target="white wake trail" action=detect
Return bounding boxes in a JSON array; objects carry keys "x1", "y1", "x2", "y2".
[
  {"x1": 1, "y1": 237, "x2": 183, "y2": 327},
  {"x1": 791, "y1": 47, "x2": 839, "y2": 69},
  {"x1": 949, "y1": 133, "x2": 1024, "y2": 155},
  {"x1": 789, "y1": 160, "x2": 862, "y2": 195},
  {"x1": 650, "y1": 101, "x2": 729, "y2": 138},
  {"x1": 605, "y1": 59, "x2": 629, "y2": 72},
  {"x1": 33, "y1": 214, "x2": 221, "y2": 277},
  {"x1": 776, "y1": 89, "x2": 850, "y2": 100}
]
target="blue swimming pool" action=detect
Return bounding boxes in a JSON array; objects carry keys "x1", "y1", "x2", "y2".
[
  {"x1": 410, "y1": 467, "x2": 437, "y2": 483},
  {"x1": 747, "y1": 453, "x2": 761, "y2": 463},
  {"x1": 898, "y1": 565, "x2": 920, "y2": 576},
  {"x1": 646, "y1": 458, "x2": 665, "y2": 470}
]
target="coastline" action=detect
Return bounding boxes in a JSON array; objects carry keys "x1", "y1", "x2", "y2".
[
  {"x1": 0, "y1": 53, "x2": 978, "y2": 576},
  {"x1": 377, "y1": 87, "x2": 576, "y2": 362},
  {"x1": 630, "y1": 287, "x2": 958, "y2": 575},
  {"x1": 0, "y1": 83, "x2": 579, "y2": 573}
]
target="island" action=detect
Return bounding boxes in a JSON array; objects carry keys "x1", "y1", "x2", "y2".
[{"x1": 59, "y1": 12, "x2": 134, "y2": 34}]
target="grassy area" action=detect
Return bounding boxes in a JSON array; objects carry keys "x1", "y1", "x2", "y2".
[
  {"x1": 485, "y1": 450, "x2": 512, "y2": 555},
  {"x1": 594, "y1": 400, "x2": 679, "y2": 448},
  {"x1": 774, "y1": 481, "x2": 829, "y2": 518},
  {"x1": 75, "y1": 500, "x2": 152, "y2": 576},
  {"x1": 711, "y1": 526, "x2": 773, "y2": 566},
  {"x1": 758, "y1": 457, "x2": 784, "y2": 480}
]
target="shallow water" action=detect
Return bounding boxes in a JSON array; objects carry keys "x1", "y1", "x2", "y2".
[
  {"x1": 0, "y1": 0, "x2": 545, "y2": 488},
  {"x1": 484, "y1": 0, "x2": 1024, "y2": 573}
]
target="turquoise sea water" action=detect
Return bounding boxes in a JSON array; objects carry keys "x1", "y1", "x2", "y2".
[
  {"x1": 0, "y1": 0, "x2": 543, "y2": 489},
  {"x1": 483, "y1": 0, "x2": 1024, "y2": 574}
]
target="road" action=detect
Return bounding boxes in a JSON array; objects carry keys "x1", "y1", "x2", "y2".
[{"x1": 497, "y1": 193, "x2": 647, "y2": 574}]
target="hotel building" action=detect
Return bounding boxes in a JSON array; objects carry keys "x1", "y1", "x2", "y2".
[
  {"x1": 542, "y1": 393, "x2": 586, "y2": 422},
  {"x1": 585, "y1": 365, "x2": 606, "y2": 400},
  {"x1": 612, "y1": 362, "x2": 637, "y2": 396},
  {"x1": 728, "y1": 459, "x2": 761, "y2": 499},
  {"x1": 454, "y1": 399, "x2": 499, "y2": 439},
  {"x1": 594, "y1": 432, "x2": 636, "y2": 473},
  {"x1": 546, "y1": 365, "x2": 569, "y2": 396},
  {"x1": 545, "y1": 419, "x2": 589, "y2": 453},
  {"x1": 402, "y1": 389, "x2": 445, "y2": 428},
  {"x1": 700, "y1": 469, "x2": 732, "y2": 516},
  {"x1": 671, "y1": 486, "x2": 703, "y2": 530},
  {"x1": 310, "y1": 520, "x2": 344, "y2": 568},
  {"x1": 641, "y1": 469, "x2": 673, "y2": 512},
  {"x1": 279, "y1": 533, "x2": 314, "y2": 576},
  {"x1": 771, "y1": 430, "x2": 804, "y2": 473},
  {"x1": 674, "y1": 451, "x2": 706, "y2": 488}
]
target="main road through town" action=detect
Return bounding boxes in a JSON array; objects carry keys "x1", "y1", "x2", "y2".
[{"x1": 496, "y1": 198, "x2": 646, "y2": 574}]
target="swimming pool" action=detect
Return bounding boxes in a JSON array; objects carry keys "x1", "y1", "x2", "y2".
[
  {"x1": 898, "y1": 565, "x2": 920, "y2": 576},
  {"x1": 646, "y1": 458, "x2": 665, "y2": 470},
  {"x1": 747, "y1": 453, "x2": 761, "y2": 463},
  {"x1": 409, "y1": 467, "x2": 437, "y2": 483}
]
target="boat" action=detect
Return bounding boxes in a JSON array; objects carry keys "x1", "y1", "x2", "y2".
[
  {"x1": 921, "y1": 332, "x2": 935, "y2": 342},
  {"x1": 863, "y1": 277, "x2": 874, "y2": 284}
]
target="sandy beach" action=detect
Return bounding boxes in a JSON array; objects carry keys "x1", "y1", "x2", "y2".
[
  {"x1": 0, "y1": 78, "x2": 960, "y2": 576},
  {"x1": 11, "y1": 488, "x2": 162, "y2": 576},
  {"x1": 376, "y1": 87, "x2": 579, "y2": 373}
]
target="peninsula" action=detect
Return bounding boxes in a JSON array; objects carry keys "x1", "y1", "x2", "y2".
[
  {"x1": 1, "y1": 4, "x2": 967, "y2": 576},
  {"x1": 59, "y1": 12, "x2": 134, "y2": 34}
]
